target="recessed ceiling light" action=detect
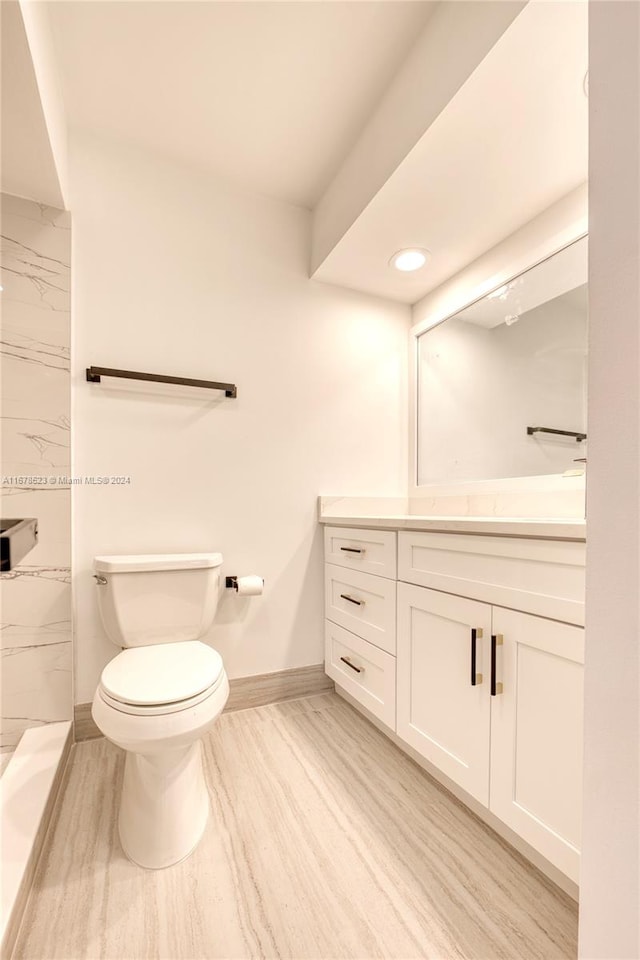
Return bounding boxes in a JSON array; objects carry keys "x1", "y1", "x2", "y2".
[{"x1": 389, "y1": 248, "x2": 430, "y2": 272}]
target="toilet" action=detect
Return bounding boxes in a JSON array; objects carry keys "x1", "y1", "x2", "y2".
[{"x1": 91, "y1": 552, "x2": 229, "y2": 869}]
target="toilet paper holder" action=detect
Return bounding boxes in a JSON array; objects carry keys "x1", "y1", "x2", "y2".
[{"x1": 225, "y1": 575, "x2": 264, "y2": 591}]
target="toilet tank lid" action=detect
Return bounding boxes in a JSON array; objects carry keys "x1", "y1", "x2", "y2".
[{"x1": 94, "y1": 553, "x2": 223, "y2": 573}]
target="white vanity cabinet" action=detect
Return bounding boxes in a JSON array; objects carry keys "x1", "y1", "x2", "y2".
[
  {"x1": 396, "y1": 530, "x2": 585, "y2": 883},
  {"x1": 323, "y1": 522, "x2": 586, "y2": 885},
  {"x1": 324, "y1": 527, "x2": 397, "y2": 728},
  {"x1": 396, "y1": 583, "x2": 584, "y2": 881}
]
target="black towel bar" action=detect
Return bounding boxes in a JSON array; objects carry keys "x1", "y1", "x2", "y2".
[
  {"x1": 86, "y1": 366, "x2": 236, "y2": 398},
  {"x1": 527, "y1": 426, "x2": 586, "y2": 442}
]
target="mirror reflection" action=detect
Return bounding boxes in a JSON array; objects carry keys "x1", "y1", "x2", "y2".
[{"x1": 417, "y1": 237, "x2": 588, "y2": 485}]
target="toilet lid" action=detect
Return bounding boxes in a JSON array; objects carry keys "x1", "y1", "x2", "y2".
[{"x1": 100, "y1": 641, "x2": 223, "y2": 706}]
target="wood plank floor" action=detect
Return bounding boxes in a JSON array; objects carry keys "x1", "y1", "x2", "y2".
[{"x1": 13, "y1": 693, "x2": 578, "y2": 960}]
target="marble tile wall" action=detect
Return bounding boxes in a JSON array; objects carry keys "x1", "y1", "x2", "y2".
[{"x1": 0, "y1": 194, "x2": 72, "y2": 756}]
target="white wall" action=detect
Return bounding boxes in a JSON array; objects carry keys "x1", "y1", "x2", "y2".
[
  {"x1": 579, "y1": 3, "x2": 640, "y2": 958},
  {"x1": 417, "y1": 295, "x2": 588, "y2": 484},
  {"x1": 70, "y1": 131, "x2": 409, "y2": 704}
]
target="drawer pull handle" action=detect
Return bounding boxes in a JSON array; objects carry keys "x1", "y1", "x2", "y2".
[
  {"x1": 340, "y1": 656, "x2": 362, "y2": 674},
  {"x1": 340, "y1": 593, "x2": 363, "y2": 606},
  {"x1": 491, "y1": 634, "x2": 504, "y2": 696},
  {"x1": 471, "y1": 627, "x2": 483, "y2": 686},
  {"x1": 340, "y1": 547, "x2": 364, "y2": 554}
]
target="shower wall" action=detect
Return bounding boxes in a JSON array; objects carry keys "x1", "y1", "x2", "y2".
[{"x1": 0, "y1": 193, "x2": 72, "y2": 756}]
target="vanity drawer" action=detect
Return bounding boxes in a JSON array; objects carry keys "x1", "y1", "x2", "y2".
[
  {"x1": 325, "y1": 620, "x2": 396, "y2": 729},
  {"x1": 325, "y1": 563, "x2": 396, "y2": 654},
  {"x1": 398, "y1": 531, "x2": 586, "y2": 625},
  {"x1": 324, "y1": 526, "x2": 397, "y2": 579}
]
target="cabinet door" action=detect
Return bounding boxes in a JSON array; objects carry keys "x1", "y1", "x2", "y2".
[
  {"x1": 397, "y1": 583, "x2": 492, "y2": 805},
  {"x1": 489, "y1": 608, "x2": 584, "y2": 882}
]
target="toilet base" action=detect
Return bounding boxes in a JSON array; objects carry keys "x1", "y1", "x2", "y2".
[{"x1": 119, "y1": 740, "x2": 209, "y2": 869}]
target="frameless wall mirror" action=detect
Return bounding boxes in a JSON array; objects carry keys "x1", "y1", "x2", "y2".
[{"x1": 417, "y1": 236, "x2": 588, "y2": 485}]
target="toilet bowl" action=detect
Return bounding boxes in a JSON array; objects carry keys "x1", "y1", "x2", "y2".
[{"x1": 90, "y1": 553, "x2": 229, "y2": 869}]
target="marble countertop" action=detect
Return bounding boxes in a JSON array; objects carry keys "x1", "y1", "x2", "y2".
[{"x1": 318, "y1": 497, "x2": 586, "y2": 541}]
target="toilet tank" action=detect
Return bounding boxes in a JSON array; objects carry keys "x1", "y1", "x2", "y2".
[{"x1": 94, "y1": 553, "x2": 223, "y2": 648}]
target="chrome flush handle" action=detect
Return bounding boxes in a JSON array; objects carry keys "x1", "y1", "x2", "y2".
[{"x1": 93, "y1": 574, "x2": 107, "y2": 585}]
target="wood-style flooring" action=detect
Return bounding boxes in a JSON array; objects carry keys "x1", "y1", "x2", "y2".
[{"x1": 13, "y1": 693, "x2": 578, "y2": 959}]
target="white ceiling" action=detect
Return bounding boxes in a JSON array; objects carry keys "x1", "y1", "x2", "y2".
[
  {"x1": 312, "y1": 0, "x2": 589, "y2": 303},
  {"x1": 48, "y1": 0, "x2": 435, "y2": 209},
  {"x1": 0, "y1": 1, "x2": 64, "y2": 207},
  {"x1": 12, "y1": 0, "x2": 588, "y2": 307}
]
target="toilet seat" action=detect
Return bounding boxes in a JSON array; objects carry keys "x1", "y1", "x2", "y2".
[
  {"x1": 99, "y1": 640, "x2": 224, "y2": 716},
  {"x1": 98, "y1": 680, "x2": 224, "y2": 716}
]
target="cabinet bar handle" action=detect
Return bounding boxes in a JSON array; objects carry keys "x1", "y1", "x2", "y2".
[
  {"x1": 471, "y1": 627, "x2": 483, "y2": 685},
  {"x1": 340, "y1": 593, "x2": 363, "y2": 606},
  {"x1": 340, "y1": 547, "x2": 363, "y2": 554},
  {"x1": 491, "y1": 634, "x2": 504, "y2": 696},
  {"x1": 340, "y1": 656, "x2": 362, "y2": 674}
]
